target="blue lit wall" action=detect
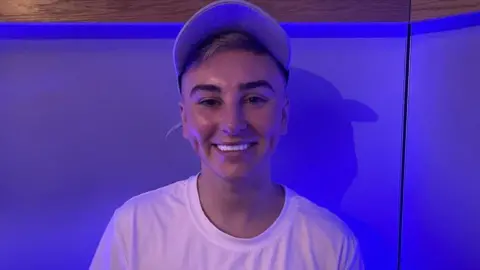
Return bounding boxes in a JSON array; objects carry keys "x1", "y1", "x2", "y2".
[
  {"x1": 402, "y1": 13, "x2": 480, "y2": 270},
  {"x1": 0, "y1": 11, "x2": 478, "y2": 270}
]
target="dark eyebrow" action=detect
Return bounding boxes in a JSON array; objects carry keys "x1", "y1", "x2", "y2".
[
  {"x1": 189, "y1": 80, "x2": 273, "y2": 97},
  {"x1": 239, "y1": 80, "x2": 274, "y2": 91},
  {"x1": 189, "y1": 84, "x2": 221, "y2": 97}
]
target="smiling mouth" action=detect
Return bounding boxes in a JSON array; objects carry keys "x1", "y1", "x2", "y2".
[{"x1": 214, "y1": 143, "x2": 256, "y2": 152}]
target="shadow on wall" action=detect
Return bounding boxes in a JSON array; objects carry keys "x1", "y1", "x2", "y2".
[
  {"x1": 273, "y1": 67, "x2": 378, "y2": 211},
  {"x1": 272, "y1": 67, "x2": 394, "y2": 270}
]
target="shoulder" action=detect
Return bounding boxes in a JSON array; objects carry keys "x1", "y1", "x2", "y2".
[
  {"x1": 287, "y1": 190, "x2": 364, "y2": 269},
  {"x1": 290, "y1": 191, "x2": 352, "y2": 239},
  {"x1": 113, "y1": 176, "x2": 192, "y2": 224},
  {"x1": 90, "y1": 177, "x2": 195, "y2": 269}
]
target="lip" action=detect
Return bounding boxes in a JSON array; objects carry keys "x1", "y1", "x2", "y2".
[
  {"x1": 212, "y1": 142, "x2": 257, "y2": 146},
  {"x1": 212, "y1": 143, "x2": 256, "y2": 158}
]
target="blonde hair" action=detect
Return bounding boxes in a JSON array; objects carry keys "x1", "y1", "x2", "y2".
[
  {"x1": 177, "y1": 31, "x2": 289, "y2": 92},
  {"x1": 165, "y1": 122, "x2": 182, "y2": 139}
]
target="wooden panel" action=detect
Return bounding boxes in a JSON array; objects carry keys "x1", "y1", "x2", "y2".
[
  {"x1": 0, "y1": 0, "x2": 409, "y2": 22},
  {"x1": 2, "y1": 0, "x2": 479, "y2": 24},
  {"x1": 412, "y1": 0, "x2": 480, "y2": 21}
]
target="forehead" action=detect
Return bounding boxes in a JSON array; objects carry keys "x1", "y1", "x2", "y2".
[{"x1": 181, "y1": 50, "x2": 285, "y2": 94}]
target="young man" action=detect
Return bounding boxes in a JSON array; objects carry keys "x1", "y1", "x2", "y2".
[{"x1": 90, "y1": 1, "x2": 364, "y2": 269}]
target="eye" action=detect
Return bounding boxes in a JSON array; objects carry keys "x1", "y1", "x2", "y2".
[
  {"x1": 198, "y1": 98, "x2": 221, "y2": 107},
  {"x1": 245, "y1": 96, "x2": 268, "y2": 105}
]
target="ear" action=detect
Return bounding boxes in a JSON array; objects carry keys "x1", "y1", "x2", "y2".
[
  {"x1": 280, "y1": 98, "x2": 290, "y2": 135},
  {"x1": 179, "y1": 101, "x2": 188, "y2": 139}
]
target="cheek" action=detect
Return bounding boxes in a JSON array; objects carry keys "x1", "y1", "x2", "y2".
[
  {"x1": 246, "y1": 108, "x2": 283, "y2": 136},
  {"x1": 185, "y1": 112, "x2": 217, "y2": 147}
]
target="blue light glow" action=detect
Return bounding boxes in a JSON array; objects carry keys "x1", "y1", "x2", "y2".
[{"x1": 0, "y1": 11, "x2": 477, "y2": 39}]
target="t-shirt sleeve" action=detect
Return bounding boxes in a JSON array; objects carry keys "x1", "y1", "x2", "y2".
[
  {"x1": 339, "y1": 233, "x2": 365, "y2": 270},
  {"x1": 89, "y1": 209, "x2": 130, "y2": 270}
]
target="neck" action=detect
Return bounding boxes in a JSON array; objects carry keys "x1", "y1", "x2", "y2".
[{"x1": 197, "y1": 167, "x2": 285, "y2": 238}]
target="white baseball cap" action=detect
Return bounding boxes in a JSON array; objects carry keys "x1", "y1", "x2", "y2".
[{"x1": 173, "y1": 0, "x2": 291, "y2": 78}]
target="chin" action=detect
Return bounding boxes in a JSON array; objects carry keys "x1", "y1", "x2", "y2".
[
  {"x1": 213, "y1": 162, "x2": 255, "y2": 181},
  {"x1": 200, "y1": 144, "x2": 269, "y2": 181}
]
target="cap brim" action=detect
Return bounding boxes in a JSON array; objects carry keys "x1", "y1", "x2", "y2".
[{"x1": 173, "y1": 0, "x2": 290, "y2": 77}]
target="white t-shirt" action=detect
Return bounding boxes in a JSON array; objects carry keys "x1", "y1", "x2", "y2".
[{"x1": 90, "y1": 174, "x2": 364, "y2": 270}]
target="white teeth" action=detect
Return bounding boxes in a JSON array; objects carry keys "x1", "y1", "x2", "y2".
[{"x1": 216, "y1": 144, "x2": 250, "y2": 152}]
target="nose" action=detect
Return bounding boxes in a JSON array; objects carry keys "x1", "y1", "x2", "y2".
[{"x1": 220, "y1": 102, "x2": 247, "y2": 135}]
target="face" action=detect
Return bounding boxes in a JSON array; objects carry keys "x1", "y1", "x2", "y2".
[{"x1": 179, "y1": 50, "x2": 289, "y2": 181}]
